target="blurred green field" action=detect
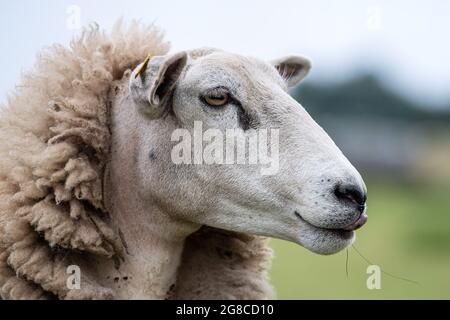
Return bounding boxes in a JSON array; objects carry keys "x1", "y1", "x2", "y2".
[{"x1": 269, "y1": 179, "x2": 450, "y2": 299}]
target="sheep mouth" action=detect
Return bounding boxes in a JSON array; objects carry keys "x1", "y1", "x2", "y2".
[{"x1": 294, "y1": 211, "x2": 366, "y2": 234}]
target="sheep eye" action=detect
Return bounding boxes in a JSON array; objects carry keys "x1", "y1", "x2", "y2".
[{"x1": 203, "y1": 89, "x2": 229, "y2": 107}]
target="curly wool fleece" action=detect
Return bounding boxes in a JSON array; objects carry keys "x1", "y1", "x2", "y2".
[{"x1": 0, "y1": 20, "x2": 169, "y2": 299}]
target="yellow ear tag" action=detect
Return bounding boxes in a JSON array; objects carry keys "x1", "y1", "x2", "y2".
[{"x1": 135, "y1": 54, "x2": 151, "y2": 79}]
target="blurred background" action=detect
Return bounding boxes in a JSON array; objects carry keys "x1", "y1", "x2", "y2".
[{"x1": 1, "y1": 0, "x2": 449, "y2": 299}]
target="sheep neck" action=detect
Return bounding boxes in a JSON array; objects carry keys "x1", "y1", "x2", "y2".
[
  {"x1": 101, "y1": 132, "x2": 197, "y2": 298},
  {"x1": 106, "y1": 199, "x2": 194, "y2": 299}
]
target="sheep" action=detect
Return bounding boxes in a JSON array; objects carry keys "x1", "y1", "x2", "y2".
[{"x1": 0, "y1": 20, "x2": 367, "y2": 300}]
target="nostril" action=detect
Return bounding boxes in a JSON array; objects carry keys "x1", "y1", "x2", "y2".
[{"x1": 334, "y1": 184, "x2": 367, "y2": 206}]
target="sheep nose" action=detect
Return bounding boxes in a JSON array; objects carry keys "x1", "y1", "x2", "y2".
[{"x1": 333, "y1": 183, "x2": 367, "y2": 213}]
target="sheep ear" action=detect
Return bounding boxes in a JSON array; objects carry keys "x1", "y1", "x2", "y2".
[
  {"x1": 271, "y1": 55, "x2": 311, "y2": 89},
  {"x1": 130, "y1": 51, "x2": 187, "y2": 118}
]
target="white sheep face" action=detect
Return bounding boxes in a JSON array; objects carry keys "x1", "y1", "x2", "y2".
[{"x1": 127, "y1": 48, "x2": 367, "y2": 255}]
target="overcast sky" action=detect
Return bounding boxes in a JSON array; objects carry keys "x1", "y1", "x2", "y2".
[{"x1": 1, "y1": 0, "x2": 449, "y2": 107}]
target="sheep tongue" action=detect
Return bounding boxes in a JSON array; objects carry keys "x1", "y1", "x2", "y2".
[{"x1": 342, "y1": 213, "x2": 368, "y2": 231}]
